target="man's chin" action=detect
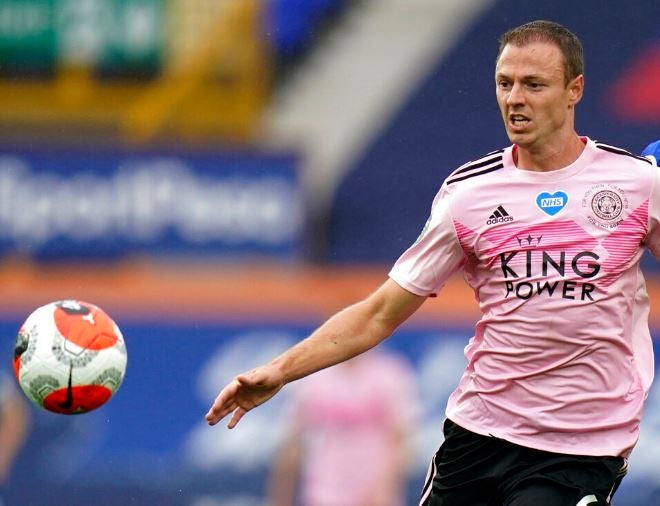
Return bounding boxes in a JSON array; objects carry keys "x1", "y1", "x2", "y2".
[{"x1": 506, "y1": 129, "x2": 534, "y2": 147}]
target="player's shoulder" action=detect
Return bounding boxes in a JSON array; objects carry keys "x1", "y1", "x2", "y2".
[
  {"x1": 592, "y1": 140, "x2": 655, "y2": 167},
  {"x1": 444, "y1": 148, "x2": 507, "y2": 188}
]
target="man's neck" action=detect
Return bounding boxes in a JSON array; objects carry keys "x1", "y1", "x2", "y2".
[{"x1": 515, "y1": 134, "x2": 586, "y2": 172}]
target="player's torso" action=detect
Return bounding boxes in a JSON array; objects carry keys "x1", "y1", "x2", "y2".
[
  {"x1": 449, "y1": 143, "x2": 652, "y2": 313},
  {"x1": 444, "y1": 143, "x2": 656, "y2": 455}
]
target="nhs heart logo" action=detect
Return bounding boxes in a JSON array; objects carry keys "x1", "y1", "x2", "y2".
[{"x1": 536, "y1": 191, "x2": 568, "y2": 216}]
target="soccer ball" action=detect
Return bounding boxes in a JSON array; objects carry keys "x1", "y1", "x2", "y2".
[{"x1": 13, "y1": 300, "x2": 127, "y2": 414}]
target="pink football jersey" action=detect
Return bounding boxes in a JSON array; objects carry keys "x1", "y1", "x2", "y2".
[{"x1": 390, "y1": 137, "x2": 660, "y2": 457}]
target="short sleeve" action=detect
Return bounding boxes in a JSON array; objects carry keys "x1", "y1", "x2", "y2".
[
  {"x1": 389, "y1": 184, "x2": 465, "y2": 296},
  {"x1": 645, "y1": 157, "x2": 660, "y2": 257}
]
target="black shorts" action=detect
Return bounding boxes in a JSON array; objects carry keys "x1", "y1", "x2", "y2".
[{"x1": 420, "y1": 419, "x2": 627, "y2": 506}]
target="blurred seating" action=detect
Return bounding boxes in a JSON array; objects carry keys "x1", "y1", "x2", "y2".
[
  {"x1": 0, "y1": 0, "x2": 350, "y2": 146},
  {"x1": 265, "y1": 0, "x2": 348, "y2": 66}
]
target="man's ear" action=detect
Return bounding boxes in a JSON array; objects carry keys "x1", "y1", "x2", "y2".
[{"x1": 568, "y1": 74, "x2": 584, "y2": 106}]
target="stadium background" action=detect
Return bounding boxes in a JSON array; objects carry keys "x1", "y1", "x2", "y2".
[{"x1": 0, "y1": 0, "x2": 659, "y2": 504}]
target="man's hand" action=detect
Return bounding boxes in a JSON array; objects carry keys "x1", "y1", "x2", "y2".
[{"x1": 205, "y1": 363, "x2": 285, "y2": 428}]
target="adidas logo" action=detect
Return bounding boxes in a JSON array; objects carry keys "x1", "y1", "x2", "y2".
[{"x1": 486, "y1": 205, "x2": 514, "y2": 225}]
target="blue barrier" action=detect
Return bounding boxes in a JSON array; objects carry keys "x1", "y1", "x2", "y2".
[
  {"x1": 0, "y1": 148, "x2": 302, "y2": 260},
  {"x1": 3, "y1": 320, "x2": 660, "y2": 505}
]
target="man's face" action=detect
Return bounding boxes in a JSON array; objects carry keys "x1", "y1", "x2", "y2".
[{"x1": 495, "y1": 42, "x2": 582, "y2": 150}]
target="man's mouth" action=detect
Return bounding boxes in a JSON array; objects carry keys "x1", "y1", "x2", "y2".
[{"x1": 509, "y1": 114, "x2": 530, "y2": 129}]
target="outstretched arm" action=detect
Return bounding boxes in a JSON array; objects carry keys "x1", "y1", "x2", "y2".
[{"x1": 205, "y1": 278, "x2": 426, "y2": 428}]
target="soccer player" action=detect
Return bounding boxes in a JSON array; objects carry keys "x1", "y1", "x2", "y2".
[
  {"x1": 206, "y1": 20, "x2": 660, "y2": 505},
  {"x1": 0, "y1": 371, "x2": 30, "y2": 505},
  {"x1": 267, "y1": 349, "x2": 418, "y2": 506}
]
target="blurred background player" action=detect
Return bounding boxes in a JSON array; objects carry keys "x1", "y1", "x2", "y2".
[
  {"x1": 267, "y1": 349, "x2": 419, "y2": 506},
  {"x1": 0, "y1": 371, "x2": 30, "y2": 505}
]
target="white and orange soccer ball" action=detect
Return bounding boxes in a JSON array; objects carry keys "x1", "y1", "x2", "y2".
[{"x1": 13, "y1": 300, "x2": 127, "y2": 414}]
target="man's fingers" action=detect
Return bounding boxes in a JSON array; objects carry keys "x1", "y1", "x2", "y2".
[
  {"x1": 206, "y1": 368, "x2": 278, "y2": 427},
  {"x1": 205, "y1": 380, "x2": 241, "y2": 425},
  {"x1": 205, "y1": 400, "x2": 237, "y2": 425},
  {"x1": 205, "y1": 403, "x2": 245, "y2": 428},
  {"x1": 228, "y1": 407, "x2": 248, "y2": 429}
]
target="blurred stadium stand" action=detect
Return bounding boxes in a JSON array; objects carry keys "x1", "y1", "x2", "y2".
[
  {"x1": 1, "y1": 0, "x2": 660, "y2": 505},
  {"x1": 0, "y1": 0, "x2": 309, "y2": 146}
]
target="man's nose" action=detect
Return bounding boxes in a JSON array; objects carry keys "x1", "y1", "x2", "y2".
[{"x1": 506, "y1": 82, "x2": 525, "y2": 105}]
